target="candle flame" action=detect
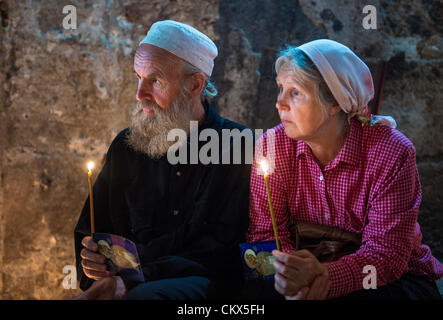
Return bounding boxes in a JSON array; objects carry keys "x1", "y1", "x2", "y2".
[
  {"x1": 260, "y1": 159, "x2": 269, "y2": 174},
  {"x1": 87, "y1": 161, "x2": 94, "y2": 171}
]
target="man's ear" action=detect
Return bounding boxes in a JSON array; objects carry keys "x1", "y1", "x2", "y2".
[{"x1": 189, "y1": 72, "x2": 206, "y2": 98}]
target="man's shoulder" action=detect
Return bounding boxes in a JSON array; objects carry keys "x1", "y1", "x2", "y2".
[
  {"x1": 218, "y1": 116, "x2": 249, "y2": 132},
  {"x1": 108, "y1": 128, "x2": 131, "y2": 154}
]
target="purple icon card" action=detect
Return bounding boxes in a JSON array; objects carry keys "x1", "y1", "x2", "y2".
[{"x1": 93, "y1": 233, "x2": 144, "y2": 283}]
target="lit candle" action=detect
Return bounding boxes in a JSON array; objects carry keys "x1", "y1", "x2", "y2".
[
  {"x1": 260, "y1": 159, "x2": 281, "y2": 251},
  {"x1": 87, "y1": 162, "x2": 95, "y2": 234}
]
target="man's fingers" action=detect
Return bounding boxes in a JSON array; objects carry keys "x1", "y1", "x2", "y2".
[
  {"x1": 82, "y1": 236, "x2": 98, "y2": 251},
  {"x1": 80, "y1": 248, "x2": 106, "y2": 264},
  {"x1": 81, "y1": 259, "x2": 109, "y2": 273},
  {"x1": 83, "y1": 268, "x2": 109, "y2": 281}
]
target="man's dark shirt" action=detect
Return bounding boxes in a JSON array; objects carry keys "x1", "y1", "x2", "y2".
[{"x1": 74, "y1": 102, "x2": 252, "y2": 296}]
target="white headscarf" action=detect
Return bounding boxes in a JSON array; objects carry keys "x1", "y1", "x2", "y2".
[{"x1": 298, "y1": 39, "x2": 396, "y2": 128}]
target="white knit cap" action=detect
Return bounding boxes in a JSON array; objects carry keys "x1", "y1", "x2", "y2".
[{"x1": 139, "y1": 20, "x2": 218, "y2": 77}]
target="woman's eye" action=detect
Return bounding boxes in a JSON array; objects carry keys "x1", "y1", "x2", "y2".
[{"x1": 292, "y1": 89, "x2": 300, "y2": 96}]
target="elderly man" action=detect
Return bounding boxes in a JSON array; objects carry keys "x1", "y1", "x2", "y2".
[{"x1": 73, "y1": 20, "x2": 251, "y2": 300}]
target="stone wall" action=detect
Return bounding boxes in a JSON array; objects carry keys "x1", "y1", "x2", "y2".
[{"x1": 0, "y1": 0, "x2": 441, "y2": 299}]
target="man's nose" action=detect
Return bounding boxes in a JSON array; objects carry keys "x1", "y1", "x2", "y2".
[{"x1": 136, "y1": 79, "x2": 153, "y2": 101}]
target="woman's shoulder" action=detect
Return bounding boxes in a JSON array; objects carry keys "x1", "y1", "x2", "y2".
[{"x1": 360, "y1": 120, "x2": 416, "y2": 161}]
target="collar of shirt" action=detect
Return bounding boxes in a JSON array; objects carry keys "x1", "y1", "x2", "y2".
[
  {"x1": 198, "y1": 100, "x2": 221, "y2": 132},
  {"x1": 295, "y1": 118, "x2": 362, "y2": 170}
]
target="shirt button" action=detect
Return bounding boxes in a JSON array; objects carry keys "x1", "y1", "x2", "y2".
[
  {"x1": 319, "y1": 175, "x2": 324, "y2": 181},
  {"x1": 176, "y1": 171, "x2": 181, "y2": 176},
  {"x1": 173, "y1": 209, "x2": 179, "y2": 216}
]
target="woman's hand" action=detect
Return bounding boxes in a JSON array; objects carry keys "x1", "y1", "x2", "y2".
[
  {"x1": 272, "y1": 249, "x2": 329, "y2": 299},
  {"x1": 285, "y1": 268, "x2": 330, "y2": 300}
]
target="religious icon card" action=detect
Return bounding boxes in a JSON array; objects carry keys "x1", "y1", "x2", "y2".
[
  {"x1": 239, "y1": 241, "x2": 277, "y2": 283},
  {"x1": 92, "y1": 233, "x2": 144, "y2": 283}
]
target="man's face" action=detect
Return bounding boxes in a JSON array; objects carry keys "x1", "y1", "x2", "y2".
[
  {"x1": 127, "y1": 44, "x2": 193, "y2": 159},
  {"x1": 134, "y1": 44, "x2": 184, "y2": 111}
]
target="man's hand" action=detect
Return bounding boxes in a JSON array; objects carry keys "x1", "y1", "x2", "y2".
[
  {"x1": 272, "y1": 249, "x2": 327, "y2": 297},
  {"x1": 69, "y1": 277, "x2": 117, "y2": 300},
  {"x1": 80, "y1": 236, "x2": 109, "y2": 280}
]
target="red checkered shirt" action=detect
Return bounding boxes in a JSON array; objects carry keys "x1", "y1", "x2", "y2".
[{"x1": 247, "y1": 117, "x2": 443, "y2": 297}]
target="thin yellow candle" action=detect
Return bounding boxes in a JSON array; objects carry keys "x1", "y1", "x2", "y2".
[
  {"x1": 260, "y1": 160, "x2": 281, "y2": 251},
  {"x1": 87, "y1": 161, "x2": 95, "y2": 234}
]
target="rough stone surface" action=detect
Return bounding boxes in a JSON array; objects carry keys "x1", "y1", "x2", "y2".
[{"x1": 0, "y1": 0, "x2": 442, "y2": 299}]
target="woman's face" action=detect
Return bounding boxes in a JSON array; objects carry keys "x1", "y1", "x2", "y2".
[{"x1": 275, "y1": 66, "x2": 329, "y2": 141}]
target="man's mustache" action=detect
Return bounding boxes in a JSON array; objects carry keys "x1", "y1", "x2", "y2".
[{"x1": 137, "y1": 100, "x2": 161, "y2": 111}]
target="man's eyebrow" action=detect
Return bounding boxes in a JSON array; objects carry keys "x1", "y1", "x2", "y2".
[
  {"x1": 149, "y1": 72, "x2": 163, "y2": 78},
  {"x1": 133, "y1": 70, "x2": 165, "y2": 79}
]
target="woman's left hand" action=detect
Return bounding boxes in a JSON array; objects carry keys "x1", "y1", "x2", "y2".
[
  {"x1": 272, "y1": 249, "x2": 329, "y2": 298},
  {"x1": 285, "y1": 268, "x2": 330, "y2": 300}
]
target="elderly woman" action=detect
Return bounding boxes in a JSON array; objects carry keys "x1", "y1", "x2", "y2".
[{"x1": 246, "y1": 39, "x2": 443, "y2": 300}]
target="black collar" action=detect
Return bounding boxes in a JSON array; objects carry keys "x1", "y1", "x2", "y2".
[{"x1": 199, "y1": 99, "x2": 222, "y2": 132}]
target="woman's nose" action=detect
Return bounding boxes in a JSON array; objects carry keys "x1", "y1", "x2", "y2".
[{"x1": 276, "y1": 93, "x2": 290, "y2": 112}]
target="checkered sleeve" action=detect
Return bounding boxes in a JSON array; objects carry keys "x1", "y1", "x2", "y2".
[
  {"x1": 246, "y1": 133, "x2": 295, "y2": 253},
  {"x1": 327, "y1": 143, "x2": 421, "y2": 297}
]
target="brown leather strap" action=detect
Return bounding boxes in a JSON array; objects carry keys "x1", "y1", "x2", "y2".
[{"x1": 289, "y1": 221, "x2": 362, "y2": 263}]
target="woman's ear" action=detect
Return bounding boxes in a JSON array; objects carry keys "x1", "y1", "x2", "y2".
[
  {"x1": 328, "y1": 103, "x2": 342, "y2": 116},
  {"x1": 189, "y1": 72, "x2": 206, "y2": 98}
]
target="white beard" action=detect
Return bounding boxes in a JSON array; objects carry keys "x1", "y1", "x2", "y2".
[{"x1": 126, "y1": 90, "x2": 193, "y2": 159}]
